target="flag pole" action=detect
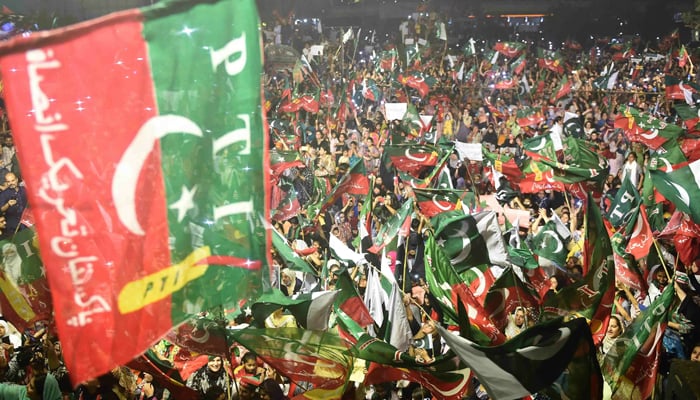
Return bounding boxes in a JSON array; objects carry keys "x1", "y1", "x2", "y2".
[{"x1": 652, "y1": 238, "x2": 672, "y2": 281}]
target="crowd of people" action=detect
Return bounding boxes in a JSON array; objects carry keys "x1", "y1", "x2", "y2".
[{"x1": 1, "y1": 6, "x2": 700, "y2": 400}]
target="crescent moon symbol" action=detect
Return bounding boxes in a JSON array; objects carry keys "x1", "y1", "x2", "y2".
[
  {"x1": 530, "y1": 137, "x2": 547, "y2": 151},
  {"x1": 659, "y1": 157, "x2": 673, "y2": 172},
  {"x1": 630, "y1": 211, "x2": 644, "y2": 240},
  {"x1": 640, "y1": 129, "x2": 659, "y2": 140},
  {"x1": 516, "y1": 328, "x2": 571, "y2": 360},
  {"x1": 421, "y1": 364, "x2": 472, "y2": 398},
  {"x1": 471, "y1": 267, "x2": 487, "y2": 297},
  {"x1": 542, "y1": 231, "x2": 564, "y2": 254},
  {"x1": 112, "y1": 115, "x2": 203, "y2": 235},
  {"x1": 487, "y1": 290, "x2": 507, "y2": 321},
  {"x1": 670, "y1": 182, "x2": 691, "y2": 207},
  {"x1": 405, "y1": 148, "x2": 429, "y2": 162},
  {"x1": 452, "y1": 237, "x2": 473, "y2": 265},
  {"x1": 433, "y1": 195, "x2": 453, "y2": 211}
]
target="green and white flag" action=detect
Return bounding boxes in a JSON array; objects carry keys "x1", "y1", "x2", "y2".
[
  {"x1": 0, "y1": 0, "x2": 269, "y2": 383},
  {"x1": 438, "y1": 317, "x2": 603, "y2": 400},
  {"x1": 251, "y1": 289, "x2": 339, "y2": 331},
  {"x1": 650, "y1": 158, "x2": 700, "y2": 223},
  {"x1": 605, "y1": 175, "x2": 641, "y2": 228},
  {"x1": 432, "y1": 210, "x2": 509, "y2": 273}
]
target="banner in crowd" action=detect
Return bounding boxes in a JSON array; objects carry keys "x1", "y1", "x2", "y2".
[
  {"x1": 0, "y1": 0, "x2": 269, "y2": 384},
  {"x1": 0, "y1": 227, "x2": 53, "y2": 333}
]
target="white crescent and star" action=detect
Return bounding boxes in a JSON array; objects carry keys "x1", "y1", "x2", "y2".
[
  {"x1": 470, "y1": 267, "x2": 487, "y2": 297},
  {"x1": 432, "y1": 195, "x2": 453, "y2": 211},
  {"x1": 169, "y1": 184, "x2": 198, "y2": 223},
  {"x1": 529, "y1": 137, "x2": 547, "y2": 151},
  {"x1": 405, "y1": 148, "x2": 429, "y2": 162},
  {"x1": 541, "y1": 230, "x2": 564, "y2": 254},
  {"x1": 112, "y1": 115, "x2": 203, "y2": 235}
]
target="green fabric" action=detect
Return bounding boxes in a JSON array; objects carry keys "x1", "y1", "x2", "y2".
[{"x1": 142, "y1": 0, "x2": 267, "y2": 322}]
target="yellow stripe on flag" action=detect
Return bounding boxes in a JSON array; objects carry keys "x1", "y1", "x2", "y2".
[{"x1": 118, "y1": 246, "x2": 211, "y2": 313}]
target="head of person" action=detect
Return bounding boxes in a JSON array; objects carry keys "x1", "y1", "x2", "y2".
[
  {"x1": 653, "y1": 267, "x2": 668, "y2": 287},
  {"x1": 259, "y1": 378, "x2": 286, "y2": 400},
  {"x1": 606, "y1": 315, "x2": 624, "y2": 339},
  {"x1": 0, "y1": 320, "x2": 7, "y2": 337},
  {"x1": 207, "y1": 356, "x2": 223, "y2": 373},
  {"x1": 5, "y1": 172, "x2": 17, "y2": 190},
  {"x1": 691, "y1": 343, "x2": 700, "y2": 362},
  {"x1": 241, "y1": 352, "x2": 259, "y2": 375},
  {"x1": 513, "y1": 307, "x2": 526, "y2": 327},
  {"x1": 281, "y1": 269, "x2": 296, "y2": 288},
  {"x1": 26, "y1": 373, "x2": 47, "y2": 400}
]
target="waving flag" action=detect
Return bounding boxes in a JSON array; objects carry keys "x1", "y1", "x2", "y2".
[
  {"x1": 438, "y1": 317, "x2": 602, "y2": 400},
  {"x1": 614, "y1": 105, "x2": 683, "y2": 150},
  {"x1": 665, "y1": 75, "x2": 700, "y2": 105},
  {"x1": 0, "y1": 228, "x2": 53, "y2": 333},
  {"x1": 604, "y1": 175, "x2": 641, "y2": 228},
  {"x1": 0, "y1": 0, "x2": 269, "y2": 384},
  {"x1": 493, "y1": 41, "x2": 525, "y2": 58},
  {"x1": 650, "y1": 158, "x2": 700, "y2": 223},
  {"x1": 230, "y1": 327, "x2": 354, "y2": 399},
  {"x1": 413, "y1": 187, "x2": 468, "y2": 217},
  {"x1": 601, "y1": 285, "x2": 673, "y2": 399},
  {"x1": 432, "y1": 211, "x2": 509, "y2": 273}
]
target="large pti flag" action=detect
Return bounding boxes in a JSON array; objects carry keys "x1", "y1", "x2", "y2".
[{"x1": 0, "y1": 0, "x2": 269, "y2": 384}]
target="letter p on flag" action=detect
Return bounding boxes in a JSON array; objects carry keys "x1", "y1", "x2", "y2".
[{"x1": 0, "y1": 0, "x2": 271, "y2": 385}]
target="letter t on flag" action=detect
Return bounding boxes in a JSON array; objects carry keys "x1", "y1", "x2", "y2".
[{"x1": 0, "y1": 0, "x2": 270, "y2": 385}]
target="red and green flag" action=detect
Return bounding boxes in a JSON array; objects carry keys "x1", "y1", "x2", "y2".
[
  {"x1": 515, "y1": 106, "x2": 544, "y2": 128},
  {"x1": 674, "y1": 102, "x2": 700, "y2": 132},
  {"x1": 494, "y1": 75, "x2": 518, "y2": 90},
  {"x1": 398, "y1": 71, "x2": 433, "y2": 98},
  {"x1": 413, "y1": 187, "x2": 468, "y2": 217},
  {"x1": 665, "y1": 75, "x2": 700, "y2": 104},
  {"x1": 510, "y1": 53, "x2": 527, "y2": 76},
  {"x1": 308, "y1": 160, "x2": 369, "y2": 218},
  {"x1": 601, "y1": 285, "x2": 673, "y2": 399},
  {"x1": 0, "y1": 228, "x2": 53, "y2": 333},
  {"x1": 378, "y1": 49, "x2": 397, "y2": 72},
  {"x1": 550, "y1": 75, "x2": 572, "y2": 102},
  {"x1": 494, "y1": 41, "x2": 525, "y2": 58},
  {"x1": 0, "y1": 0, "x2": 269, "y2": 384},
  {"x1": 678, "y1": 44, "x2": 689, "y2": 68},
  {"x1": 537, "y1": 48, "x2": 564, "y2": 74},
  {"x1": 230, "y1": 327, "x2": 354, "y2": 399},
  {"x1": 383, "y1": 143, "x2": 440, "y2": 176},
  {"x1": 614, "y1": 105, "x2": 683, "y2": 150}
]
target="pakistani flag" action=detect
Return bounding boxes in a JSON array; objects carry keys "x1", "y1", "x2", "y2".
[
  {"x1": 438, "y1": 317, "x2": 603, "y2": 400},
  {"x1": 271, "y1": 227, "x2": 317, "y2": 275},
  {"x1": 532, "y1": 221, "x2": 568, "y2": 267},
  {"x1": 0, "y1": 0, "x2": 269, "y2": 384},
  {"x1": 650, "y1": 158, "x2": 700, "y2": 223},
  {"x1": 432, "y1": 210, "x2": 509, "y2": 273},
  {"x1": 251, "y1": 289, "x2": 339, "y2": 330}
]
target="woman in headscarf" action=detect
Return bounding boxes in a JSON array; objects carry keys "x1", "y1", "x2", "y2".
[
  {"x1": 598, "y1": 314, "x2": 624, "y2": 364},
  {"x1": 186, "y1": 356, "x2": 233, "y2": 399}
]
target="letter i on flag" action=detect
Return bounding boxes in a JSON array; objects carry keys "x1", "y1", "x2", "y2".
[{"x1": 0, "y1": 0, "x2": 270, "y2": 385}]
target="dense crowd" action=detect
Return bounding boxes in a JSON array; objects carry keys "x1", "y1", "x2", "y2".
[{"x1": 1, "y1": 7, "x2": 700, "y2": 400}]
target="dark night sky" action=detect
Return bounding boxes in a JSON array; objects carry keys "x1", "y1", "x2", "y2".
[{"x1": 0, "y1": 0, "x2": 695, "y2": 43}]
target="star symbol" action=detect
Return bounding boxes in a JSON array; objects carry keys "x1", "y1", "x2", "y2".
[
  {"x1": 169, "y1": 185, "x2": 198, "y2": 222},
  {"x1": 437, "y1": 238, "x2": 447, "y2": 247}
]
